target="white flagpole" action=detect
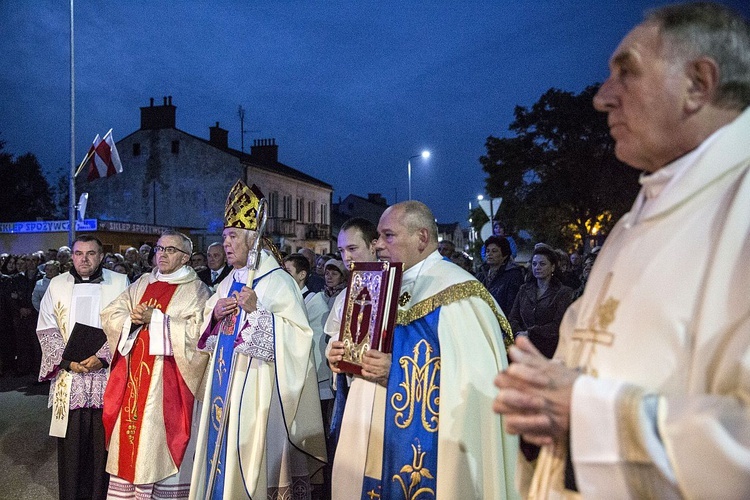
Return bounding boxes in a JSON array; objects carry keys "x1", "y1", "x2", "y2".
[{"x1": 68, "y1": 0, "x2": 76, "y2": 246}]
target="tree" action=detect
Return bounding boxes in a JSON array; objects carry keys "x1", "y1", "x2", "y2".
[
  {"x1": 479, "y1": 85, "x2": 640, "y2": 250},
  {"x1": 53, "y1": 173, "x2": 71, "y2": 219},
  {"x1": 0, "y1": 141, "x2": 56, "y2": 222}
]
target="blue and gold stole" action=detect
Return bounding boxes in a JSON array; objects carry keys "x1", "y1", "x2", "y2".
[
  {"x1": 204, "y1": 278, "x2": 245, "y2": 499},
  {"x1": 361, "y1": 308, "x2": 441, "y2": 500}
]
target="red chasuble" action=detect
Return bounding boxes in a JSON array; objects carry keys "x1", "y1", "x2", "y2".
[{"x1": 103, "y1": 281, "x2": 193, "y2": 483}]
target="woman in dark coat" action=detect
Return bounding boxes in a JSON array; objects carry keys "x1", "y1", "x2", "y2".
[
  {"x1": 476, "y1": 236, "x2": 524, "y2": 315},
  {"x1": 509, "y1": 245, "x2": 573, "y2": 359}
]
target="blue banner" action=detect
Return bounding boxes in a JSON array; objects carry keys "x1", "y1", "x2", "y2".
[{"x1": 0, "y1": 219, "x2": 97, "y2": 234}]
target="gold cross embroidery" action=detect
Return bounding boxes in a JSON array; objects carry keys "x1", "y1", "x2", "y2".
[{"x1": 571, "y1": 272, "x2": 619, "y2": 377}]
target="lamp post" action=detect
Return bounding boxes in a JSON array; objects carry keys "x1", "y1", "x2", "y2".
[{"x1": 407, "y1": 150, "x2": 430, "y2": 200}]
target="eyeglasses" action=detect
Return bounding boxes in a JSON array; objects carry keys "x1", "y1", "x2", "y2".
[{"x1": 154, "y1": 245, "x2": 189, "y2": 255}]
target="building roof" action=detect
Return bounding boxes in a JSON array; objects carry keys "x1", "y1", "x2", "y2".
[{"x1": 118, "y1": 119, "x2": 331, "y2": 191}]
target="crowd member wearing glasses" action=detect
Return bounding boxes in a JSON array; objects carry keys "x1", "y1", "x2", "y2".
[{"x1": 101, "y1": 230, "x2": 211, "y2": 499}]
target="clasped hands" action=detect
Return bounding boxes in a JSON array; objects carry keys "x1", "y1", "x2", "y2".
[
  {"x1": 69, "y1": 355, "x2": 103, "y2": 373},
  {"x1": 130, "y1": 303, "x2": 154, "y2": 325},
  {"x1": 327, "y1": 340, "x2": 391, "y2": 386},
  {"x1": 493, "y1": 336, "x2": 580, "y2": 446},
  {"x1": 213, "y1": 286, "x2": 258, "y2": 322}
]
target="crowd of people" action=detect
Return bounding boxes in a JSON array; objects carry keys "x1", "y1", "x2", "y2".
[{"x1": 1, "y1": 3, "x2": 749, "y2": 499}]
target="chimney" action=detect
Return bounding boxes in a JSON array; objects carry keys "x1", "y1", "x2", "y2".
[
  {"x1": 250, "y1": 138, "x2": 279, "y2": 165},
  {"x1": 140, "y1": 96, "x2": 176, "y2": 130},
  {"x1": 209, "y1": 121, "x2": 229, "y2": 149},
  {"x1": 367, "y1": 193, "x2": 387, "y2": 205}
]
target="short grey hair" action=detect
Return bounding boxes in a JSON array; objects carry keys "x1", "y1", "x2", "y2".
[
  {"x1": 397, "y1": 201, "x2": 439, "y2": 243},
  {"x1": 160, "y1": 230, "x2": 194, "y2": 254},
  {"x1": 646, "y1": 2, "x2": 750, "y2": 110}
]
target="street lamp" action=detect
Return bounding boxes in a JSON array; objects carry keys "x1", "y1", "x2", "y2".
[{"x1": 407, "y1": 150, "x2": 430, "y2": 200}]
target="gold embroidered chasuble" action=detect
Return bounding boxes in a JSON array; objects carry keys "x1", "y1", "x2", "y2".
[{"x1": 101, "y1": 268, "x2": 211, "y2": 485}]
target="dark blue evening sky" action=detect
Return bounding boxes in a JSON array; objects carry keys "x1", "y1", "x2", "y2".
[{"x1": 1, "y1": 1, "x2": 748, "y2": 226}]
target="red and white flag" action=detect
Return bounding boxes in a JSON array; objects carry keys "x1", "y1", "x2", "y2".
[{"x1": 86, "y1": 129, "x2": 123, "y2": 181}]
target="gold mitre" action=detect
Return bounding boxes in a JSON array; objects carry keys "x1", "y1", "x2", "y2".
[{"x1": 224, "y1": 180, "x2": 265, "y2": 231}]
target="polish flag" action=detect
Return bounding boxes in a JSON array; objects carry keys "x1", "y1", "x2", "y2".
[{"x1": 87, "y1": 129, "x2": 123, "y2": 181}]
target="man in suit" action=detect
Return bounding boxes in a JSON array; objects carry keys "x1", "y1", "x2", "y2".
[{"x1": 197, "y1": 242, "x2": 230, "y2": 290}]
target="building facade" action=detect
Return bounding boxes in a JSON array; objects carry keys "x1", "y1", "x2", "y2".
[{"x1": 76, "y1": 96, "x2": 332, "y2": 253}]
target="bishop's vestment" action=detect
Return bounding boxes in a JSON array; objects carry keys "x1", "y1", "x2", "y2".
[{"x1": 189, "y1": 251, "x2": 326, "y2": 500}]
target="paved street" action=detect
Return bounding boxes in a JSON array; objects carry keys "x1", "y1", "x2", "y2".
[{"x1": 0, "y1": 375, "x2": 57, "y2": 499}]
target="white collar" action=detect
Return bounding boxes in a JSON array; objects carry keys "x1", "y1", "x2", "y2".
[
  {"x1": 401, "y1": 250, "x2": 442, "y2": 290},
  {"x1": 156, "y1": 265, "x2": 191, "y2": 283}
]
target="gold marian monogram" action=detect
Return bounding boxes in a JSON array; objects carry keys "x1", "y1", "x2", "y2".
[
  {"x1": 571, "y1": 272, "x2": 619, "y2": 377},
  {"x1": 391, "y1": 339, "x2": 440, "y2": 432},
  {"x1": 392, "y1": 440, "x2": 435, "y2": 500}
]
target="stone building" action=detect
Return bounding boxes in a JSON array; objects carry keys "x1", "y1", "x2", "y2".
[
  {"x1": 76, "y1": 96, "x2": 332, "y2": 253},
  {"x1": 437, "y1": 221, "x2": 467, "y2": 250},
  {"x1": 330, "y1": 193, "x2": 389, "y2": 239}
]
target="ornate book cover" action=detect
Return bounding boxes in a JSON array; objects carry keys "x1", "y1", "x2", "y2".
[{"x1": 337, "y1": 261, "x2": 403, "y2": 376}]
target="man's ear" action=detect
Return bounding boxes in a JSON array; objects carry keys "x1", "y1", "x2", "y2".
[
  {"x1": 300, "y1": 269, "x2": 308, "y2": 281},
  {"x1": 416, "y1": 228, "x2": 429, "y2": 252},
  {"x1": 684, "y1": 56, "x2": 720, "y2": 113},
  {"x1": 369, "y1": 240, "x2": 378, "y2": 256}
]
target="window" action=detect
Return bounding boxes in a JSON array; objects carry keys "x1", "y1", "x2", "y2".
[
  {"x1": 269, "y1": 191, "x2": 279, "y2": 217},
  {"x1": 171, "y1": 140, "x2": 180, "y2": 154},
  {"x1": 296, "y1": 198, "x2": 304, "y2": 222},
  {"x1": 133, "y1": 143, "x2": 141, "y2": 156},
  {"x1": 283, "y1": 195, "x2": 292, "y2": 219},
  {"x1": 307, "y1": 201, "x2": 315, "y2": 223},
  {"x1": 320, "y1": 203, "x2": 327, "y2": 224}
]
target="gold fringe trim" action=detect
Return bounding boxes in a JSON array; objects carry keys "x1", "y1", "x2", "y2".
[{"x1": 396, "y1": 281, "x2": 514, "y2": 347}]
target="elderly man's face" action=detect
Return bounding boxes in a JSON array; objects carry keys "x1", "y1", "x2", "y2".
[
  {"x1": 155, "y1": 235, "x2": 190, "y2": 274},
  {"x1": 375, "y1": 206, "x2": 424, "y2": 270},
  {"x1": 593, "y1": 23, "x2": 689, "y2": 172},
  {"x1": 222, "y1": 227, "x2": 254, "y2": 269},
  {"x1": 206, "y1": 245, "x2": 226, "y2": 271}
]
